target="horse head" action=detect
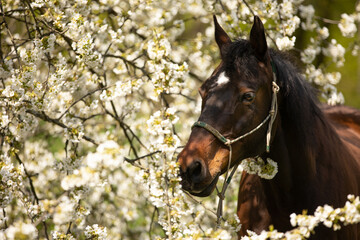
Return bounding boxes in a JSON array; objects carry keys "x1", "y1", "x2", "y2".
[{"x1": 178, "y1": 16, "x2": 279, "y2": 197}]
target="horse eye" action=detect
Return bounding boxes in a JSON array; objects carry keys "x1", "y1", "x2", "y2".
[{"x1": 242, "y1": 92, "x2": 255, "y2": 103}]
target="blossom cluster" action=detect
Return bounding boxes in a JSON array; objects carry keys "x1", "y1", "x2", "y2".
[
  {"x1": 0, "y1": 0, "x2": 359, "y2": 239},
  {"x1": 240, "y1": 157, "x2": 278, "y2": 180},
  {"x1": 0, "y1": 154, "x2": 24, "y2": 208},
  {"x1": 242, "y1": 194, "x2": 360, "y2": 240}
]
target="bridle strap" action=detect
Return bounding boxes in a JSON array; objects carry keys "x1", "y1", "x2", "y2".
[
  {"x1": 191, "y1": 65, "x2": 280, "y2": 227},
  {"x1": 266, "y1": 78, "x2": 280, "y2": 152},
  {"x1": 192, "y1": 121, "x2": 228, "y2": 144}
]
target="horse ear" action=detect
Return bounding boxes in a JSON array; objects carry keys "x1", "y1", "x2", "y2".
[
  {"x1": 250, "y1": 16, "x2": 268, "y2": 61},
  {"x1": 214, "y1": 15, "x2": 231, "y2": 57}
]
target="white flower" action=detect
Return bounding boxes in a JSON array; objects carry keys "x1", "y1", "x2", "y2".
[
  {"x1": 61, "y1": 166, "x2": 99, "y2": 190},
  {"x1": 4, "y1": 222, "x2": 37, "y2": 240},
  {"x1": 317, "y1": 27, "x2": 329, "y2": 39},
  {"x1": 217, "y1": 229, "x2": 232, "y2": 239},
  {"x1": 325, "y1": 72, "x2": 341, "y2": 85},
  {"x1": 147, "y1": 37, "x2": 172, "y2": 60},
  {"x1": 305, "y1": 64, "x2": 325, "y2": 85},
  {"x1": 259, "y1": 158, "x2": 278, "y2": 179},
  {"x1": 280, "y1": 0, "x2": 294, "y2": 18},
  {"x1": 52, "y1": 231, "x2": 76, "y2": 240},
  {"x1": 352, "y1": 45, "x2": 359, "y2": 56},
  {"x1": 276, "y1": 36, "x2": 296, "y2": 51},
  {"x1": 322, "y1": 84, "x2": 345, "y2": 105},
  {"x1": 322, "y1": 39, "x2": 345, "y2": 67},
  {"x1": 290, "y1": 213, "x2": 297, "y2": 227},
  {"x1": 338, "y1": 14, "x2": 357, "y2": 38},
  {"x1": 85, "y1": 224, "x2": 107, "y2": 240},
  {"x1": 283, "y1": 16, "x2": 300, "y2": 36},
  {"x1": 240, "y1": 157, "x2": 278, "y2": 179},
  {"x1": 31, "y1": 0, "x2": 46, "y2": 8},
  {"x1": 53, "y1": 196, "x2": 77, "y2": 225},
  {"x1": 299, "y1": 4, "x2": 314, "y2": 19},
  {"x1": 301, "y1": 46, "x2": 320, "y2": 64},
  {"x1": 299, "y1": 5, "x2": 317, "y2": 31}
]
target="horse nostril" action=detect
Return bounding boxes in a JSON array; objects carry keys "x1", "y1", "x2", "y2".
[
  {"x1": 192, "y1": 161, "x2": 202, "y2": 176},
  {"x1": 188, "y1": 160, "x2": 204, "y2": 184}
]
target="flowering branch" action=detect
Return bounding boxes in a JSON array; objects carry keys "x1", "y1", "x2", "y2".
[
  {"x1": 242, "y1": 195, "x2": 360, "y2": 240},
  {"x1": 25, "y1": 110, "x2": 98, "y2": 145}
]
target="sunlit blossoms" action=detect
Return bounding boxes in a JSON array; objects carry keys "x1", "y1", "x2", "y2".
[
  {"x1": 84, "y1": 224, "x2": 108, "y2": 240},
  {"x1": 323, "y1": 39, "x2": 346, "y2": 68},
  {"x1": 0, "y1": 221, "x2": 38, "y2": 240},
  {"x1": 240, "y1": 157, "x2": 278, "y2": 180},
  {"x1": 0, "y1": 154, "x2": 24, "y2": 208},
  {"x1": 243, "y1": 195, "x2": 360, "y2": 240},
  {"x1": 276, "y1": 36, "x2": 296, "y2": 51},
  {"x1": 338, "y1": 13, "x2": 357, "y2": 38},
  {"x1": 0, "y1": 0, "x2": 359, "y2": 239}
]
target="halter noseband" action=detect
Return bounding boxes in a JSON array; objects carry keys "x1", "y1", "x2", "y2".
[{"x1": 191, "y1": 64, "x2": 280, "y2": 227}]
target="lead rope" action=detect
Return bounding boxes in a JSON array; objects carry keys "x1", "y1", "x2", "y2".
[
  {"x1": 215, "y1": 143, "x2": 239, "y2": 227},
  {"x1": 192, "y1": 67, "x2": 279, "y2": 229}
]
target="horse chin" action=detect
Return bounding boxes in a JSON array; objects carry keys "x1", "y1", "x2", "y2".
[{"x1": 189, "y1": 174, "x2": 220, "y2": 197}]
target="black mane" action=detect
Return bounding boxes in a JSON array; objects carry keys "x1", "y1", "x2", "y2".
[{"x1": 269, "y1": 49, "x2": 324, "y2": 173}]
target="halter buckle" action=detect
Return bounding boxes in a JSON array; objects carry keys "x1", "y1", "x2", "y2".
[{"x1": 272, "y1": 81, "x2": 280, "y2": 92}]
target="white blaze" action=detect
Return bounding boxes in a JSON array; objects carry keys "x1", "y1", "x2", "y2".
[{"x1": 216, "y1": 72, "x2": 230, "y2": 86}]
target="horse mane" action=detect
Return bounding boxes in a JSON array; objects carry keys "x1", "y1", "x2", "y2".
[{"x1": 269, "y1": 49, "x2": 326, "y2": 176}]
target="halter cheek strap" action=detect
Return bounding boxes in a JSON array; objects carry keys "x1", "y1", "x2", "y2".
[{"x1": 191, "y1": 65, "x2": 279, "y2": 227}]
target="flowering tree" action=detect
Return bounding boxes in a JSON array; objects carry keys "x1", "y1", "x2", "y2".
[{"x1": 0, "y1": 0, "x2": 359, "y2": 239}]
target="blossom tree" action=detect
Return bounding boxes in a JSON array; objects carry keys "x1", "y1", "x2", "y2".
[{"x1": 0, "y1": 0, "x2": 359, "y2": 239}]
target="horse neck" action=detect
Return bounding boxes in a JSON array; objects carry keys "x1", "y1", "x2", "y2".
[{"x1": 261, "y1": 103, "x2": 356, "y2": 214}]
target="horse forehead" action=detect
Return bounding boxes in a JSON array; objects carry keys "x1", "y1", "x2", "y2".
[
  {"x1": 205, "y1": 70, "x2": 232, "y2": 90},
  {"x1": 216, "y1": 71, "x2": 230, "y2": 86}
]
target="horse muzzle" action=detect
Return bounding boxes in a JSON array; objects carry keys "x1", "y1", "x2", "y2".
[{"x1": 179, "y1": 158, "x2": 220, "y2": 197}]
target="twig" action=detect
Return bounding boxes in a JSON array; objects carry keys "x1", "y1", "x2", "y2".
[
  {"x1": 0, "y1": 3, "x2": 21, "y2": 64},
  {"x1": 57, "y1": 86, "x2": 110, "y2": 120},
  {"x1": 149, "y1": 206, "x2": 158, "y2": 240},
  {"x1": 183, "y1": 191, "x2": 217, "y2": 217},
  {"x1": 124, "y1": 151, "x2": 160, "y2": 163},
  {"x1": 102, "y1": 101, "x2": 143, "y2": 158},
  {"x1": 315, "y1": 16, "x2": 340, "y2": 24},
  {"x1": 2, "y1": 209, "x2": 8, "y2": 229},
  {"x1": 66, "y1": 222, "x2": 72, "y2": 234},
  {"x1": 14, "y1": 152, "x2": 39, "y2": 205},
  {"x1": 240, "y1": 0, "x2": 278, "y2": 49},
  {"x1": 241, "y1": 0, "x2": 256, "y2": 17},
  {"x1": 24, "y1": 0, "x2": 43, "y2": 38},
  {"x1": 26, "y1": 109, "x2": 98, "y2": 146},
  {"x1": 104, "y1": 54, "x2": 150, "y2": 78},
  {"x1": 14, "y1": 152, "x2": 50, "y2": 239}
]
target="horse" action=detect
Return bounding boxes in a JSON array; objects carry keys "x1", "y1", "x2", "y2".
[{"x1": 178, "y1": 15, "x2": 360, "y2": 239}]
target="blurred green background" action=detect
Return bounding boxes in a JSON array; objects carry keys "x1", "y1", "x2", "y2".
[{"x1": 301, "y1": 0, "x2": 360, "y2": 108}]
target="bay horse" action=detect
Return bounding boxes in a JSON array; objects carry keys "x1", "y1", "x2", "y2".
[{"x1": 178, "y1": 16, "x2": 360, "y2": 239}]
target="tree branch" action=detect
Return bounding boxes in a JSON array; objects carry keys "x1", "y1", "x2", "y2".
[{"x1": 26, "y1": 109, "x2": 98, "y2": 146}]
